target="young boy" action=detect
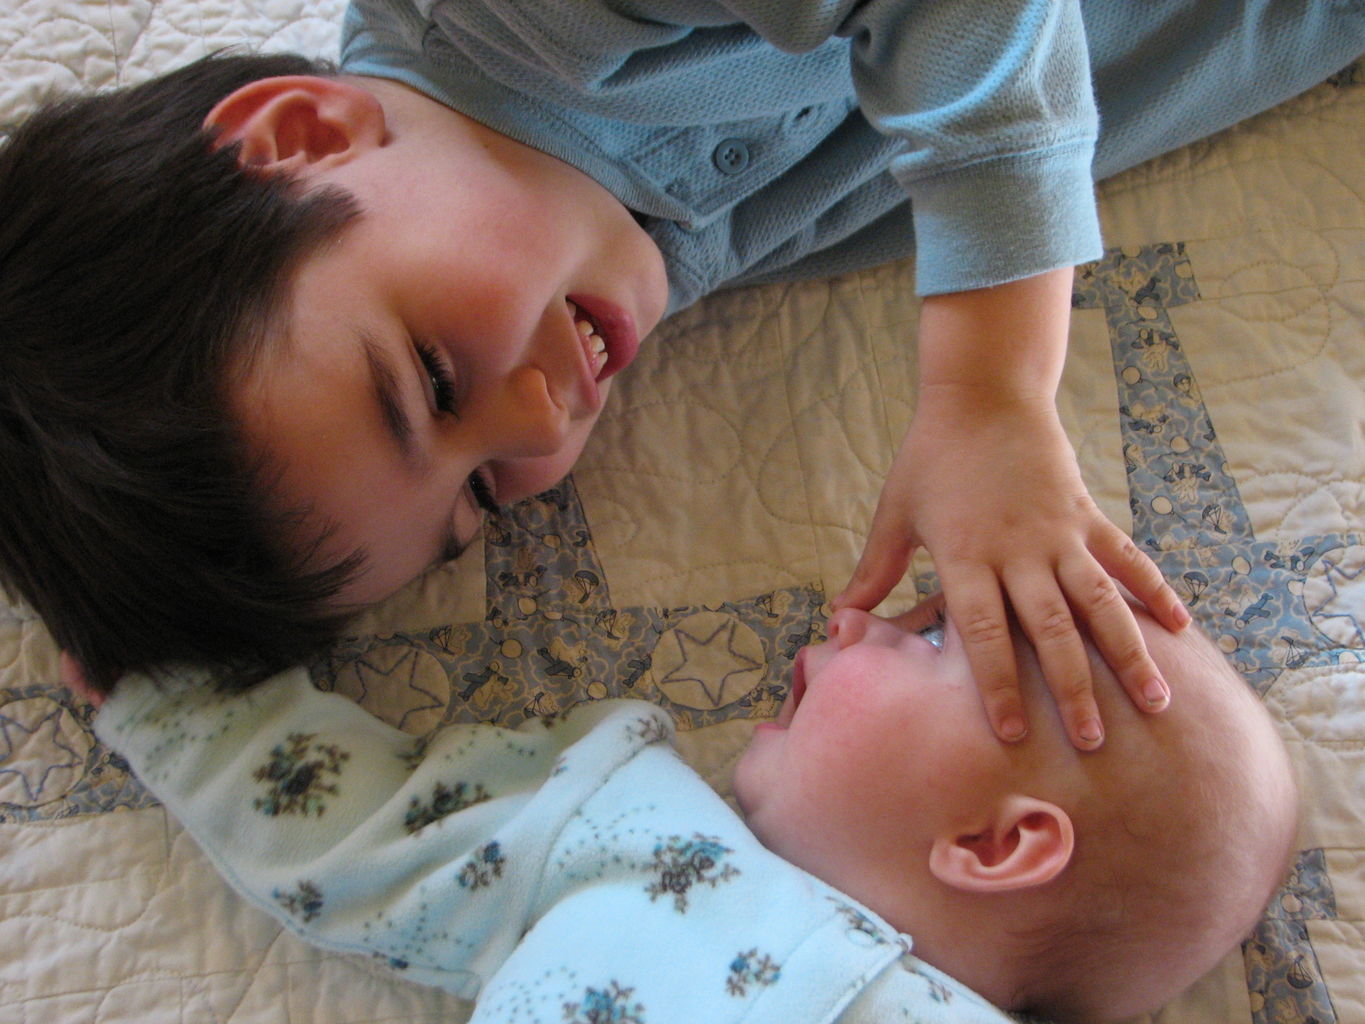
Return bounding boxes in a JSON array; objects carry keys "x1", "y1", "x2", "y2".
[
  {"x1": 5, "y1": 4, "x2": 1362, "y2": 747},
  {"x1": 91, "y1": 597, "x2": 1298, "y2": 1023}
]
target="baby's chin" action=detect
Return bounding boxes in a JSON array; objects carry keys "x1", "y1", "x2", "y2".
[{"x1": 730, "y1": 730, "x2": 779, "y2": 825}]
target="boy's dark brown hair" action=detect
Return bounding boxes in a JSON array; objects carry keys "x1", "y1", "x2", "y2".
[{"x1": 0, "y1": 52, "x2": 367, "y2": 693}]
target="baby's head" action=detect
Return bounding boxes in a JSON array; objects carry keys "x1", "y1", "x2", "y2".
[{"x1": 734, "y1": 600, "x2": 1298, "y2": 1022}]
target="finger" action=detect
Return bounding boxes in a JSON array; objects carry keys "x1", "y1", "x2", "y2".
[
  {"x1": 883, "y1": 591, "x2": 947, "y2": 634},
  {"x1": 1061, "y1": 556, "x2": 1172, "y2": 716},
  {"x1": 833, "y1": 516, "x2": 918, "y2": 613},
  {"x1": 1092, "y1": 526, "x2": 1190, "y2": 632},
  {"x1": 1006, "y1": 569, "x2": 1103, "y2": 750},
  {"x1": 940, "y1": 572, "x2": 1027, "y2": 742}
]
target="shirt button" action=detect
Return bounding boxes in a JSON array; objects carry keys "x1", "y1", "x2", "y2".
[{"x1": 712, "y1": 138, "x2": 751, "y2": 175}]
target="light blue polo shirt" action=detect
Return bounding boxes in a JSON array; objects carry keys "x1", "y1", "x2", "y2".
[{"x1": 339, "y1": 0, "x2": 1365, "y2": 312}]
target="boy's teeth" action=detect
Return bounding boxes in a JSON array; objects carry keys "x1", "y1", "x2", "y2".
[{"x1": 568, "y1": 301, "x2": 608, "y2": 376}]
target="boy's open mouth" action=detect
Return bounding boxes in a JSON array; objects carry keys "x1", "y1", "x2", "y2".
[
  {"x1": 565, "y1": 295, "x2": 640, "y2": 382},
  {"x1": 567, "y1": 299, "x2": 608, "y2": 379}
]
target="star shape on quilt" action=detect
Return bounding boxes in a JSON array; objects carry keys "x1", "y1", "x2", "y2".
[
  {"x1": 0, "y1": 696, "x2": 92, "y2": 806},
  {"x1": 652, "y1": 613, "x2": 767, "y2": 710}
]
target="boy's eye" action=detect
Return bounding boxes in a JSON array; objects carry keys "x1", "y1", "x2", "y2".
[
  {"x1": 468, "y1": 467, "x2": 499, "y2": 514},
  {"x1": 416, "y1": 340, "x2": 458, "y2": 416}
]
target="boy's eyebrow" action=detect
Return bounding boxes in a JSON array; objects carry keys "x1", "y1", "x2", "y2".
[{"x1": 360, "y1": 333, "x2": 416, "y2": 463}]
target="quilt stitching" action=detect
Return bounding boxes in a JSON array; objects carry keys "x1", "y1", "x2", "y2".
[{"x1": 0, "y1": 3, "x2": 1361, "y2": 1015}]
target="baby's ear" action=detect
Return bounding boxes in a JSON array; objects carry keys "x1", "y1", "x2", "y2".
[
  {"x1": 204, "y1": 76, "x2": 386, "y2": 174},
  {"x1": 928, "y1": 795, "x2": 1074, "y2": 893}
]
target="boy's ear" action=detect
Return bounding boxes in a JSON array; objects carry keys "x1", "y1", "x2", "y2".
[
  {"x1": 928, "y1": 795, "x2": 1074, "y2": 893},
  {"x1": 204, "y1": 76, "x2": 386, "y2": 175}
]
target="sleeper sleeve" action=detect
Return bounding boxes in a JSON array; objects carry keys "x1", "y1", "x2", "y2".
[
  {"x1": 466, "y1": 735, "x2": 1018, "y2": 1023},
  {"x1": 93, "y1": 669, "x2": 664, "y2": 1000},
  {"x1": 95, "y1": 671, "x2": 1016, "y2": 1022}
]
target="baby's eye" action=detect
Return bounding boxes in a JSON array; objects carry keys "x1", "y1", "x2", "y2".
[
  {"x1": 918, "y1": 605, "x2": 947, "y2": 651},
  {"x1": 416, "y1": 340, "x2": 458, "y2": 416}
]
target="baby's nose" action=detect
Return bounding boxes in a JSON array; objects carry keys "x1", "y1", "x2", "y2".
[{"x1": 827, "y1": 607, "x2": 875, "y2": 649}]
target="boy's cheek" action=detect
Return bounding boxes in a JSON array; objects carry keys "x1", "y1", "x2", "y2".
[{"x1": 495, "y1": 440, "x2": 593, "y2": 502}]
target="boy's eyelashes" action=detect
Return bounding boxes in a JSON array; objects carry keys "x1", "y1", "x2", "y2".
[
  {"x1": 412, "y1": 339, "x2": 497, "y2": 512},
  {"x1": 468, "y1": 467, "x2": 499, "y2": 514},
  {"x1": 437, "y1": 470, "x2": 499, "y2": 565},
  {"x1": 416, "y1": 339, "x2": 459, "y2": 416}
]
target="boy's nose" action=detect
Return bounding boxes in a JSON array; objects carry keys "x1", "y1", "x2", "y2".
[{"x1": 496, "y1": 366, "x2": 570, "y2": 457}]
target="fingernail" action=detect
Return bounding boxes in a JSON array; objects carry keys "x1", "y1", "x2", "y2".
[
  {"x1": 1143, "y1": 678, "x2": 1170, "y2": 709},
  {"x1": 1078, "y1": 718, "x2": 1104, "y2": 746},
  {"x1": 1172, "y1": 602, "x2": 1192, "y2": 627},
  {"x1": 999, "y1": 715, "x2": 1028, "y2": 742}
]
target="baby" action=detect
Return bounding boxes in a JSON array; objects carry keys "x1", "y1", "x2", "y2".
[
  {"x1": 93, "y1": 599, "x2": 1296, "y2": 1023},
  {"x1": 735, "y1": 599, "x2": 1298, "y2": 1018}
]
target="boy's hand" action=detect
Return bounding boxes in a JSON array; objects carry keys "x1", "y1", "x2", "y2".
[
  {"x1": 831, "y1": 268, "x2": 1189, "y2": 750},
  {"x1": 836, "y1": 396, "x2": 1186, "y2": 748}
]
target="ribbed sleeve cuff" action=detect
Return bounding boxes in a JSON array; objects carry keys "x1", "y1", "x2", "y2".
[{"x1": 901, "y1": 141, "x2": 1102, "y2": 295}]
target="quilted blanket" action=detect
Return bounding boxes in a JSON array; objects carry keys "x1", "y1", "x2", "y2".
[{"x1": 1, "y1": 3, "x2": 1362, "y2": 1022}]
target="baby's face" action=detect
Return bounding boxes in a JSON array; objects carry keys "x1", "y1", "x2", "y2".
[
  {"x1": 734, "y1": 606, "x2": 1016, "y2": 908},
  {"x1": 232, "y1": 80, "x2": 670, "y2": 607}
]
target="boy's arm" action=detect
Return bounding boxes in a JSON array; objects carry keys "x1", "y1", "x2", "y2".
[
  {"x1": 823, "y1": 3, "x2": 1189, "y2": 743},
  {"x1": 834, "y1": 268, "x2": 1189, "y2": 748}
]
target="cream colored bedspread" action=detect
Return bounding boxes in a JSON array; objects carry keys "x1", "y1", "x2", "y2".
[{"x1": 1, "y1": 3, "x2": 1362, "y2": 1022}]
